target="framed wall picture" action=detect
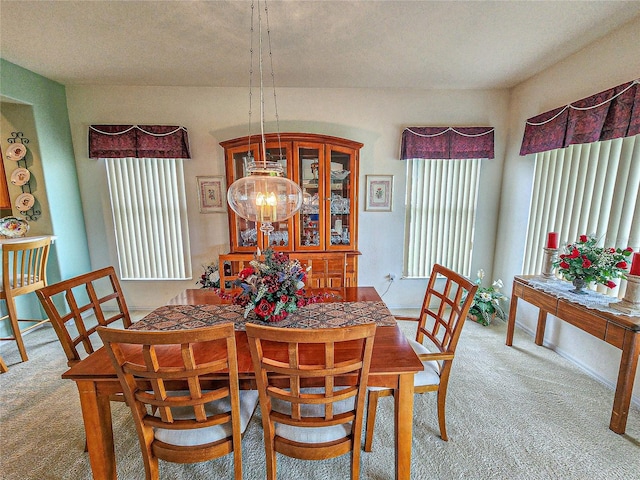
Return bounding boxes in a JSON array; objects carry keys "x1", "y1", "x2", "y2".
[
  {"x1": 197, "y1": 176, "x2": 227, "y2": 213},
  {"x1": 365, "y1": 175, "x2": 393, "y2": 212}
]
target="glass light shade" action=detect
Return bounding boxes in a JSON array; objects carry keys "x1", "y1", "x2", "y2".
[{"x1": 227, "y1": 161, "x2": 303, "y2": 224}]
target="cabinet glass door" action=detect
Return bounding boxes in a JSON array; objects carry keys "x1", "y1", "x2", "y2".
[
  {"x1": 295, "y1": 144, "x2": 325, "y2": 250},
  {"x1": 228, "y1": 145, "x2": 260, "y2": 251},
  {"x1": 327, "y1": 145, "x2": 355, "y2": 250},
  {"x1": 226, "y1": 142, "x2": 294, "y2": 251},
  {"x1": 262, "y1": 144, "x2": 292, "y2": 250}
]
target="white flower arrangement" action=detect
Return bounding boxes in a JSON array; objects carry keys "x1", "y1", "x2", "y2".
[
  {"x1": 467, "y1": 269, "x2": 507, "y2": 326},
  {"x1": 197, "y1": 262, "x2": 220, "y2": 288}
]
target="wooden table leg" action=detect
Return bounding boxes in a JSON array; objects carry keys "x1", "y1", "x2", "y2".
[
  {"x1": 394, "y1": 373, "x2": 414, "y2": 480},
  {"x1": 506, "y1": 293, "x2": 519, "y2": 346},
  {"x1": 535, "y1": 310, "x2": 547, "y2": 346},
  {"x1": 76, "y1": 380, "x2": 116, "y2": 480},
  {"x1": 609, "y1": 332, "x2": 640, "y2": 434}
]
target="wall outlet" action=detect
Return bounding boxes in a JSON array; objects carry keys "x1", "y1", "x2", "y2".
[{"x1": 388, "y1": 273, "x2": 397, "y2": 281}]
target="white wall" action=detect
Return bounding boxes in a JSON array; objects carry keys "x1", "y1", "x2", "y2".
[
  {"x1": 65, "y1": 86, "x2": 509, "y2": 310},
  {"x1": 495, "y1": 15, "x2": 640, "y2": 406}
]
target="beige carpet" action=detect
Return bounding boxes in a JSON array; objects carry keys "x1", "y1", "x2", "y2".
[{"x1": 1, "y1": 317, "x2": 639, "y2": 479}]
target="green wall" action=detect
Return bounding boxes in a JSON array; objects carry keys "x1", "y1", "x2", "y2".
[{"x1": 1, "y1": 59, "x2": 91, "y2": 334}]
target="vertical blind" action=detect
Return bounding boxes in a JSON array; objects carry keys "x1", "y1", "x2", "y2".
[
  {"x1": 404, "y1": 158, "x2": 481, "y2": 277},
  {"x1": 105, "y1": 157, "x2": 192, "y2": 280},
  {"x1": 523, "y1": 135, "x2": 640, "y2": 294}
]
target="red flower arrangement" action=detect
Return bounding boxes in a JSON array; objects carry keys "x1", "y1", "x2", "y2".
[
  {"x1": 217, "y1": 248, "x2": 326, "y2": 322},
  {"x1": 553, "y1": 234, "x2": 632, "y2": 289}
]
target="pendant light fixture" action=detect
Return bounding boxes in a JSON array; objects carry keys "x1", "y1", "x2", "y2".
[{"x1": 226, "y1": 0, "x2": 303, "y2": 237}]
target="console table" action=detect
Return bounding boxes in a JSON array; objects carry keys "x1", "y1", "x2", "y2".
[{"x1": 506, "y1": 275, "x2": 639, "y2": 434}]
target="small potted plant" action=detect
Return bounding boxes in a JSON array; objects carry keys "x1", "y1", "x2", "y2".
[{"x1": 467, "y1": 269, "x2": 507, "y2": 326}]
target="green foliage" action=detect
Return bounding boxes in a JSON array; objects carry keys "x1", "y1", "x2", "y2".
[{"x1": 467, "y1": 269, "x2": 507, "y2": 326}]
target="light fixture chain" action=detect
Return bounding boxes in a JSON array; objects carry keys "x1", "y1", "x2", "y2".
[
  {"x1": 262, "y1": 0, "x2": 283, "y2": 157},
  {"x1": 247, "y1": 0, "x2": 256, "y2": 155},
  {"x1": 227, "y1": 0, "x2": 303, "y2": 241},
  {"x1": 255, "y1": 0, "x2": 268, "y2": 164}
]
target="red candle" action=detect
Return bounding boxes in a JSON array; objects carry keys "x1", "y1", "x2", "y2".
[
  {"x1": 546, "y1": 232, "x2": 559, "y2": 249},
  {"x1": 630, "y1": 252, "x2": 640, "y2": 276}
]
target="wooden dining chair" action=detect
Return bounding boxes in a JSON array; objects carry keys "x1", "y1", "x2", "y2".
[
  {"x1": 98, "y1": 324, "x2": 259, "y2": 480},
  {"x1": 364, "y1": 263, "x2": 478, "y2": 449},
  {"x1": 0, "y1": 236, "x2": 51, "y2": 362},
  {"x1": 0, "y1": 353, "x2": 8, "y2": 373},
  {"x1": 246, "y1": 323, "x2": 376, "y2": 480},
  {"x1": 36, "y1": 266, "x2": 133, "y2": 452},
  {"x1": 36, "y1": 266, "x2": 131, "y2": 366}
]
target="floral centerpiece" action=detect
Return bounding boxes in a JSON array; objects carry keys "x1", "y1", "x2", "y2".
[
  {"x1": 553, "y1": 234, "x2": 632, "y2": 292},
  {"x1": 466, "y1": 269, "x2": 507, "y2": 326},
  {"x1": 197, "y1": 262, "x2": 220, "y2": 288},
  {"x1": 217, "y1": 248, "x2": 324, "y2": 322}
]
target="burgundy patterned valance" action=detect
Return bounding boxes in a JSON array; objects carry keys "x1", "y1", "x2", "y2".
[
  {"x1": 89, "y1": 125, "x2": 191, "y2": 159},
  {"x1": 520, "y1": 79, "x2": 640, "y2": 156},
  {"x1": 401, "y1": 127, "x2": 495, "y2": 160}
]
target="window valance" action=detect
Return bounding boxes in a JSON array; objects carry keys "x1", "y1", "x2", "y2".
[
  {"x1": 401, "y1": 127, "x2": 495, "y2": 160},
  {"x1": 89, "y1": 125, "x2": 191, "y2": 159},
  {"x1": 520, "y1": 79, "x2": 640, "y2": 156}
]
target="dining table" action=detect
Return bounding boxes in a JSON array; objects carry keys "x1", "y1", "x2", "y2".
[{"x1": 62, "y1": 286, "x2": 423, "y2": 480}]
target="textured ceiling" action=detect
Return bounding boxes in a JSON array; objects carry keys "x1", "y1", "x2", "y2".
[{"x1": 1, "y1": 0, "x2": 640, "y2": 90}]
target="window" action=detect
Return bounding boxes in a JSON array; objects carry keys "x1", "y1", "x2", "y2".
[
  {"x1": 105, "y1": 157, "x2": 191, "y2": 280},
  {"x1": 400, "y1": 126, "x2": 493, "y2": 278},
  {"x1": 523, "y1": 135, "x2": 639, "y2": 293},
  {"x1": 89, "y1": 125, "x2": 192, "y2": 281},
  {"x1": 404, "y1": 158, "x2": 481, "y2": 277}
]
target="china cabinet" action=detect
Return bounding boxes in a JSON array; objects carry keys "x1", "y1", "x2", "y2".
[{"x1": 220, "y1": 133, "x2": 362, "y2": 286}]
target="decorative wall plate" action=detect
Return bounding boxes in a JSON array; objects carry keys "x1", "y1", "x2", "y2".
[
  {"x1": 15, "y1": 192, "x2": 35, "y2": 212},
  {"x1": 10, "y1": 167, "x2": 31, "y2": 186},
  {"x1": 0, "y1": 216, "x2": 30, "y2": 238},
  {"x1": 6, "y1": 143, "x2": 27, "y2": 161}
]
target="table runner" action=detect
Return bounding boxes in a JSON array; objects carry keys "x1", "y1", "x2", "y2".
[
  {"x1": 130, "y1": 301, "x2": 397, "y2": 332},
  {"x1": 528, "y1": 277, "x2": 639, "y2": 318}
]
